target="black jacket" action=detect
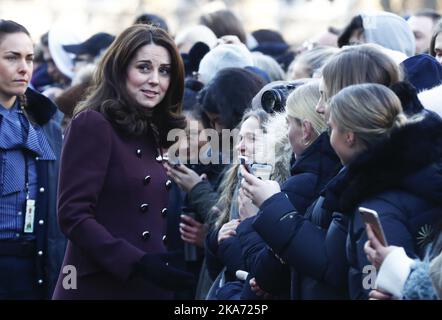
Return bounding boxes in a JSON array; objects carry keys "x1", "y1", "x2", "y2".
[
  {"x1": 252, "y1": 132, "x2": 346, "y2": 299},
  {"x1": 337, "y1": 112, "x2": 442, "y2": 299}
]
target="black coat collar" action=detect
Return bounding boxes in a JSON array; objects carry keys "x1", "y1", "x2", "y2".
[
  {"x1": 292, "y1": 132, "x2": 342, "y2": 188},
  {"x1": 24, "y1": 88, "x2": 58, "y2": 126}
]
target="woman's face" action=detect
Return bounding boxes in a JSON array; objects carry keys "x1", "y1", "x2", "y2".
[
  {"x1": 126, "y1": 43, "x2": 171, "y2": 109},
  {"x1": 178, "y1": 116, "x2": 209, "y2": 162},
  {"x1": 288, "y1": 61, "x2": 309, "y2": 80},
  {"x1": 315, "y1": 77, "x2": 327, "y2": 117},
  {"x1": 0, "y1": 32, "x2": 33, "y2": 107},
  {"x1": 235, "y1": 116, "x2": 262, "y2": 161},
  {"x1": 434, "y1": 33, "x2": 442, "y2": 64},
  {"x1": 287, "y1": 116, "x2": 305, "y2": 158},
  {"x1": 328, "y1": 113, "x2": 357, "y2": 165}
]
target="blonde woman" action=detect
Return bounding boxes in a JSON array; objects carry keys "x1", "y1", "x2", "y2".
[
  {"x1": 239, "y1": 80, "x2": 343, "y2": 299},
  {"x1": 315, "y1": 44, "x2": 402, "y2": 116},
  {"x1": 326, "y1": 83, "x2": 442, "y2": 300},
  {"x1": 204, "y1": 109, "x2": 273, "y2": 299}
]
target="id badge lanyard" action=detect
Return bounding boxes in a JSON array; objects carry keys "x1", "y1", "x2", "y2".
[{"x1": 23, "y1": 157, "x2": 35, "y2": 234}]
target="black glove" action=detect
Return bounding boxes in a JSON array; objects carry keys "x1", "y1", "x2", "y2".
[{"x1": 134, "y1": 251, "x2": 196, "y2": 290}]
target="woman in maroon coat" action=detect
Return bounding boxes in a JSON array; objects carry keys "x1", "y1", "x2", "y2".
[{"x1": 52, "y1": 25, "x2": 193, "y2": 299}]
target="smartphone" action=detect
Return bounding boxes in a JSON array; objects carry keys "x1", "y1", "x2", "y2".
[
  {"x1": 251, "y1": 163, "x2": 273, "y2": 180},
  {"x1": 359, "y1": 207, "x2": 388, "y2": 246},
  {"x1": 239, "y1": 156, "x2": 253, "y2": 173}
]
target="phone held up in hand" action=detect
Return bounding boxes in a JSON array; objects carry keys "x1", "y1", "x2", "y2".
[
  {"x1": 239, "y1": 156, "x2": 252, "y2": 173},
  {"x1": 251, "y1": 163, "x2": 273, "y2": 180},
  {"x1": 359, "y1": 207, "x2": 388, "y2": 246},
  {"x1": 239, "y1": 156, "x2": 273, "y2": 180}
]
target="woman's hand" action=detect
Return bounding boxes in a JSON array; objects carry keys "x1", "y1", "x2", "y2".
[
  {"x1": 164, "y1": 162, "x2": 207, "y2": 193},
  {"x1": 179, "y1": 215, "x2": 208, "y2": 248},
  {"x1": 249, "y1": 277, "x2": 271, "y2": 298},
  {"x1": 239, "y1": 166, "x2": 280, "y2": 207},
  {"x1": 363, "y1": 224, "x2": 397, "y2": 269},
  {"x1": 238, "y1": 187, "x2": 259, "y2": 220},
  {"x1": 217, "y1": 219, "x2": 240, "y2": 244}
]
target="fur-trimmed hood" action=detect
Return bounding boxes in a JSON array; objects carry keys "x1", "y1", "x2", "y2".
[{"x1": 339, "y1": 112, "x2": 442, "y2": 212}]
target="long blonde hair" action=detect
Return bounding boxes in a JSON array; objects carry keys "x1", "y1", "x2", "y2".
[
  {"x1": 329, "y1": 83, "x2": 408, "y2": 150},
  {"x1": 212, "y1": 109, "x2": 268, "y2": 229},
  {"x1": 285, "y1": 80, "x2": 326, "y2": 137}
]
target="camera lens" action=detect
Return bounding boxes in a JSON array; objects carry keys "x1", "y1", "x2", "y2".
[{"x1": 261, "y1": 90, "x2": 281, "y2": 113}]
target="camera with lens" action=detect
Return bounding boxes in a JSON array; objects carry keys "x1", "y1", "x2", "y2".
[{"x1": 261, "y1": 83, "x2": 298, "y2": 113}]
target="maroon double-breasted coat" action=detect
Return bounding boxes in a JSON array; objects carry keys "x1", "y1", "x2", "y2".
[{"x1": 53, "y1": 110, "x2": 173, "y2": 299}]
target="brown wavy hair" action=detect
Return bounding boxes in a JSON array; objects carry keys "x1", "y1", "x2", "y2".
[{"x1": 75, "y1": 24, "x2": 185, "y2": 147}]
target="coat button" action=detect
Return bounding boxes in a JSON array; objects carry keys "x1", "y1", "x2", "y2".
[
  {"x1": 162, "y1": 235, "x2": 167, "y2": 244},
  {"x1": 165, "y1": 180, "x2": 172, "y2": 190},
  {"x1": 37, "y1": 250, "x2": 43, "y2": 256},
  {"x1": 136, "y1": 149, "x2": 142, "y2": 158},
  {"x1": 142, "y1": 231, "x2": 150, "y2": 240},
  {"x1": 39, "y1": 187, "x2": 45, "y2": 193},
  {"x1": 37, "y1": 279, "x2": 44, "y2": 285},
  {"x1": 161, "y1": 208, "x2": 168, "y2": 217},
  {"x1": 140, "y1": 203, "x2": 149, "y2": 212},
  {"x1": 38, "y1": 219, "x2": 44, "y2": 225},
  {"x1": 143, "y1": 175, "x2": 151, "y2": 185}
]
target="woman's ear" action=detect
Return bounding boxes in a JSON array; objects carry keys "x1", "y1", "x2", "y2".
[
  {"x1": 302, "y1": 120, "x2": 315, "y2": 144},
  {"x1": 346, "y1": 131, "x2": 356, "y2": 147}
]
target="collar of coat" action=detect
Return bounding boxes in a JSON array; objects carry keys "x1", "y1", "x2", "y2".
[
  {"x1": 23, "y1": 87, "x2": 58, "y2": 126},
  {"x1": 335, "y1": 111, "x2": 442, "y2": 213}
]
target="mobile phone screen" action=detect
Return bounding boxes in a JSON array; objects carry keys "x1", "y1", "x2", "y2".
[
  {"x1": 251, "y1": 163, "x2": 273, "y2": 180},
  {"x1": 359, "y1": 207, "x2": 388, "y2": 246}
]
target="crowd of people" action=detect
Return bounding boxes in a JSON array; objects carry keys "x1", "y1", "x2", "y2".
[{"x1": 0, "y1": 4, "x2": 442, "y2": 300}]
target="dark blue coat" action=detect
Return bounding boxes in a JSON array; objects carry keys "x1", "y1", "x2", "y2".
[
  {"x1": 236, "y1": 217, "x2": 290, "y2": 299},
  {"x1": 337, "y1": 112, "x2": 442, "y2": 299},
  {"x1": 24, "y1": 88, "x2": 65, "y2": 298},
  {"x1": 252, "y1": 132, "x2": 347, "y2": 299},
  {"x1": 205, "y1": 223, "x2": 247, "y2": 283}
]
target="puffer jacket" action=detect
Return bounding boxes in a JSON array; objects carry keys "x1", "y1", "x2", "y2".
[
  {"x1": 251, "y1": 131, "x2": 346, "y2": 299},
  {"x1": 338, "y1": 112, "x2": 442, "y2": 299}
]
